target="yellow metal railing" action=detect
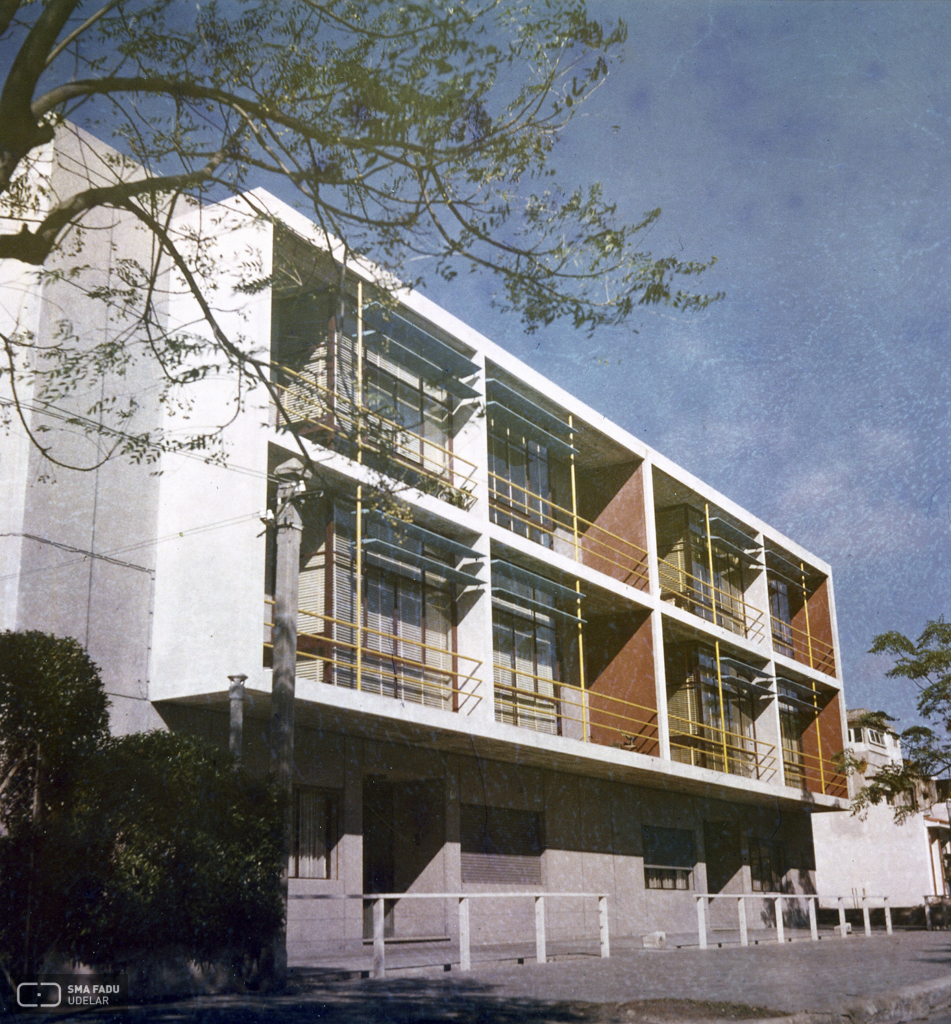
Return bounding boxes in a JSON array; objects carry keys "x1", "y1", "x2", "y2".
[
  {"x1": 657, "y1": 557, "x2": 767, "y2": 642},
  {"x1": 771, "y1": 616, "x2": 836, "y2": 676},
  {"x1": 273, "y1": 363, "x2": 478, "y2": 509},
  {"x1": 782, "y1": 746, "x2": 848, "y2": 798},
  {"x1": 488, "y1": 471, "x2": 650, "y2": 591},
  {"x1": 667, "y1": 710, "x2": 776, "y2": 781},
  {"x1": 264, "y1": 600, "x2": 483, "y2": 713},
  {"x1": 492, "y1": 663, "x2": 660, "y2": 752}
]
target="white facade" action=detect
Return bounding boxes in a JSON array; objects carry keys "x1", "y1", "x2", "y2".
[
  {"x1": 1, "y1": 132, "x2": 853, "y2": 960},
  {"x1": 813, "y1": 713, "x2": 950, "y2": 908}
]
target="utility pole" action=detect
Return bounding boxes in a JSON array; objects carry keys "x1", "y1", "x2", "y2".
[
  {"x1": 228, "y1": 674, "x2": 247, "y2": 767},
  {"x1": 269, "y1": 457, "x2": 310, "y2": 984}
]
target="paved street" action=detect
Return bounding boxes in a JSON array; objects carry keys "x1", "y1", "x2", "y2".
[{"x1": 47, "y1": 931, "x2": 951, "y2": 1024}]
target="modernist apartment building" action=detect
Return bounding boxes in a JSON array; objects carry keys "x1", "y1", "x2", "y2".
[{"x1": 1, "y1": 130, "x2": 849, "y2": 960}]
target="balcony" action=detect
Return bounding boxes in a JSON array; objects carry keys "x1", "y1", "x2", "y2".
[
  {"x1": 488, "y1": 470, "x2": 650, "y2": 590},
  {"x1": 767, "y1": 550, "x2": 837, "y2": 676},
  {"x1": 656, "y1": 506, "x2": 767, "y2": 643},
  {"x1": 275, "y1": 362, "x2": 478, "y2": 509},
  {"x1": 668, "y1": 712, "x2": 777, "y2": 782},
  {"x1": 273, "y1": 298, "x2": 479, "y2": 509},
  {"x1": 265, "y1": 599, "x2": 483, "y2": 714},
  {"x1": 492, "y1": 663, "x2": 660, "y2": 753}
]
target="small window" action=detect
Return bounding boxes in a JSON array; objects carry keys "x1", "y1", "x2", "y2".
[
  {"x1": 749, "y1": 839, "x2": 786, "y2": 893},
  {"x1": 461, "y1": 804, "x2": 543, "y2": 884},
  {"x1": 292, "y1": 787, "x2": 339, "y2": 879},
  {"x1": 867, "y1": 729, "x2": 885, "y2": 747},
  {"x1": 643, "y1": 825, "x2": 695, "y2": 891}
]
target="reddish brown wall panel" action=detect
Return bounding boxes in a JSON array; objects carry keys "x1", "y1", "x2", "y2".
[
  {"x1": 584, "y1": 611, "x2": 658, "y2": 755},
  {"x1": 802, "y1": 692, "x2": 847, "y2": 796},
  {"x1": 577, "y1": 461, "x2": 650, "y2": 590}
]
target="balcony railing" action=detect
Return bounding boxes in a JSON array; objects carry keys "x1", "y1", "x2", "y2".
[
  {"x1": 492, "y1": 663, "x2": 659, "y2": 753},
  {"x1": 488, "y1": 471, "x2": 650, "y2": 591},
  {"x1": 667, "y1": 711, "x2": 776, "y2": 781},
  {"x1": 274, "y1": 364, "x2": 477, "y2": 509},
  {"x1": 782, "y1": 747, "x2": 848, "y2": 798},
  {"x1": 265, "y1": 600, "x2": 483, "y2": 713},
  {"x1": 658, "y1": 557, "x2": 767, "y2": 643},
  {"x1": 771, "y1": 616, "x2": 836, "y2": 676}
]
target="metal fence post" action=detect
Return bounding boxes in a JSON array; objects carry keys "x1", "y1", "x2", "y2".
[
  {"x1": 737, "y1": 896, "x2": 748, "y2": 947},
  {"x1": 838, "y1": 896, "x2": 847, "y2": 936},
  {"x1": 862, "y1": 896, "x2": 871, "y2": 937},
  {"x1": 775, "y1": 896, "x2": 784, "y2": 944},
  {"x1": 696, "y1": 895, "x2": 708, "y2": 949},
  {"x1": 808, "y1": 896, "x2": 818, "y2": 941},
  {"x1": 884, "y1": 897, "x2": 892, "y2": 935},
  {"x1": 459, "y1": 897, "x2": 471, "y2": 971},
  {"x1": 535, "y1": 896, "x2": 547, "y2": 964},
  {"x1": 598, "y1": 895, "x2": 610, "y2": 958},
  {"x1": 372, "y1": 897, "x2": 386, "y2": 978}
]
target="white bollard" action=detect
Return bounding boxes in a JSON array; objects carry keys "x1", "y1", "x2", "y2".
[
  {"x1": 884, "y1": 897, "x2": 893, "y2": 935},
  {"x1": 535, "y1": 896, "x2": 547, "y2": 964},
  {"x1": 775, "y1": 896, "x2": 785, "y2": 944},
  {"x1": 459, "y1": 897, "x2": 471, "y2": 971},
  {"x1": 738, "y1": 896, "x2": 748, "y2": 947},
  {"x1": 862, "y1": 896, "x2": 871, "y2": 937},
  {"x1": 599, "y1": 895, "x2": 610, "y2": 958},
  {"x1": 808, "y1": 896, "x2": 818, "y2": 941},
  {"x1": 372, "y1": 897, "x2": 386, "y2": 978},
  {"x1": 696, "y1": 895, "x2": 708, "y2": 949}
]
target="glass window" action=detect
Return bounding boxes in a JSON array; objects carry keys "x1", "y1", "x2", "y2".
[
  {"x1": 643, "y1": 825, "x2": 695, "y2": 890},
  {"x1": 488, "y1": 427, "x2": 552, "y2": 547},
  {"x1": 749, "y1": 839, "x2": 786, "y2": 893},
  {"x1": 292, "y1": 787, "x2": 339, "y2": 879}
]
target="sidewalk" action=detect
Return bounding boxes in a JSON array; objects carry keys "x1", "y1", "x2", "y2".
[{"x1": 68, "y1": 930, "x2": 951, "y2": 1024}]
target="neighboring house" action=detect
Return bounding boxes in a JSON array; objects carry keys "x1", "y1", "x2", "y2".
[
  {"x1": 0, "y1": 129, "x2": 851, "y2": 960},
  {"x1": 813, "y1": 709, "x2": 951, "y2": 909}
]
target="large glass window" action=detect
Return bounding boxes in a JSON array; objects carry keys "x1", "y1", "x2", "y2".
[
  {"x1": 492, "y1": 566, "x2": 565, "y2": 735},
  {"x1": 778, "y1": 685, "x2": 807, "y2": 789},
  {"x1": 666, "y1": 642, "x2": 758, "y2": 777},
  {"x1": 769, "y1": 577, "x2": 795, "y2": 658},
  {"x1": 488, "y1": 430, "x2": 552, "y2": 546},
  {"x1": 656, "y1": 506, "x2": 747, "y2": 635}
]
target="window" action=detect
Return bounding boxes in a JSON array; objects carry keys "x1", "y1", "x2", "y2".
[
  {"x1": 769, "y1": 577, "x2": 794, "y2": 658},
  {"x1": 778, "y1": 685, "x2": 807, "y2": 789},
  {"x1": 867, "y1": 728, "x2": 885, "y2": 747},
  {"x1": 292, "y1": 787, "x2": 339, "y2": 879},
  {"x1": 749, "y1": 838, "x2": 786, "y2": 893},
  {"x1": 643, "y1": 825, "x2": 695, "y2": 890},
  {"x1": 488, "y1": 429, "x2": 552, "y2": 546},
  {"x1": 461, "y1": 804, "x2": 543, "y2": 884},
  {"x1": 492, "y1": 567, "x2": 565, "y2": 735},
  {"x1": 655, "y1": 506, "x2": 748, "y2": 636},
  {"x1": 665, "y1": 642, "x2": 757, "y2": 777}
]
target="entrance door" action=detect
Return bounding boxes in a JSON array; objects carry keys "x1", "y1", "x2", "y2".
[{"x1": 363, "y1": 777, "x2": 396, "y2": 938}]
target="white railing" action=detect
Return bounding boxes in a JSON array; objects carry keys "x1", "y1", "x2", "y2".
[
  {"x1": 290, "y1": 891, "x2": 609, "y2": 978},
  {"x1": 694, "y1": 892, "x2": 893, "y2": 949}
]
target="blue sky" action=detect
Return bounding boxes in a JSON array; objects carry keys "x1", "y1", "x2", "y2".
[{"x1": 421, "y1": 1, "x2": 951, "y2": 728}]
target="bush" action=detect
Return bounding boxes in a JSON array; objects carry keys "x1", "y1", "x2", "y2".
[{"x1": 0, "y1": 631, "x2": 282, "y2": 975}]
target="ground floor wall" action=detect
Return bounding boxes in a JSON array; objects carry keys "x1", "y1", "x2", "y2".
[
  {"x1": 812, "y1": 803, "x2": 945, "y2": 907},
  {"x1": 160, "y1": 704, "x2": 819, "y2": 962}
]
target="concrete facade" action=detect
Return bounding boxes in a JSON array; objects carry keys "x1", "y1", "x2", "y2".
[{"x1": 1, "y1": 130, "x2": 851, "y2": 961}]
